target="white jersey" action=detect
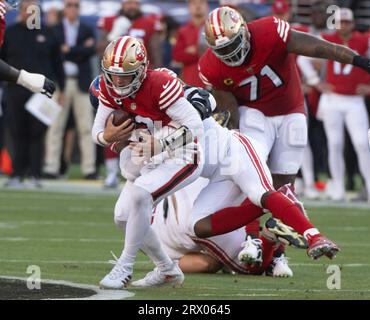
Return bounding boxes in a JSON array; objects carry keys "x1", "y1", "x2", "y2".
[{"x1": 201, "y1": 117, "x2": 232, "y2": 179}]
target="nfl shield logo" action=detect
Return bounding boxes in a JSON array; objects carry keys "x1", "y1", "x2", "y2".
[{"x1": 130, "y1": 103, "x2": 137, "y2": 110}]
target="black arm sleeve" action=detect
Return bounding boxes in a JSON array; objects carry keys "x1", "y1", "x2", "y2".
[{"x1": 0, "y1": 59, "x2": 20, "y2": 83}]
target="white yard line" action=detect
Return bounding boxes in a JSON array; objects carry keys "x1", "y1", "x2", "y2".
[
  {"x1": 0, "y1": 258, "x2": 150, "y2": 265},
  {"x1": 0, "y1": 275, "x2": 134, "y2": 300}
]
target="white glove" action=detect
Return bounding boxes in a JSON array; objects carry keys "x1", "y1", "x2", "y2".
[
  {"x1": 17, "y1": 69, "x2": 56, "y2": 98},
  {"x1": 107, "y1": 16, "x2": 131, "y2": 42}
]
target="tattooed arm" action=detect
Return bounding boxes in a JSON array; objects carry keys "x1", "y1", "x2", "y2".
[{"x1": 287, "y1": 30, "x2": 370, "y2": 73}]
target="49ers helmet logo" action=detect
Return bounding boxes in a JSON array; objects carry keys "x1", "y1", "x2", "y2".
[
  {"x1": 136, "y1": 45, "x2": 145, "y2": 62},
  {"x1": 229, "y1": 10, "x2": 240, "y2": 23}
]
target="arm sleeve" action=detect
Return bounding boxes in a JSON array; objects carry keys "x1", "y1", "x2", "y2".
[
  {"x1": 0, "y1": 59, "x2": 20, "y2": 83},
  {"x1": 165, "y1": 97, "x2": 204, "y2": 138},
  {"x1": 91, "y1": 103, "x2": 113, "y2": 146}
]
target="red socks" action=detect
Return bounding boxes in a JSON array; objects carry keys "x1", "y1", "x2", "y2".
[
  {"x1": 210, "y1": 199, "x2": 263, "y2": 236},
  {"x1": 264, "y1": 192, "x2": 315, "y2": 236}
]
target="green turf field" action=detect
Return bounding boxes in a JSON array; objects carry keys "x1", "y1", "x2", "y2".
[{"x1": 1, "y1": 188, "x2": 370, "y2": 300}]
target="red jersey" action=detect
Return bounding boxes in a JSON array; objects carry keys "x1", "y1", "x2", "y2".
[
  {"x1": 199, "y1": 16, "x2": 305, "y2": 116},
  {"x1": 322, "y1": 32, "x2": 370, "y2": 95},
  {"x1": 172, "y1": 21, "x2": 204, "y2": 88},
  {"x1": 98, "y1": 14, "x2": 162, "y2": 63},
  {"x1": 99, "y1": 69, "x2": 184, "y2": 127}
]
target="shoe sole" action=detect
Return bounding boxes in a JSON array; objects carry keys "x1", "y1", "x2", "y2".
[
  {"x1": 265, "y1": 218, "x2": 308, "y2": 249},
  {"x1": 238, "y1": 253, "x2": 262, "y2": 265},
  {"x1": 131, "y1": 276, "x2": 184, "y2": 288},
  {"x1": 307, "y1": 244, "x2": 339, "y2": 260}
]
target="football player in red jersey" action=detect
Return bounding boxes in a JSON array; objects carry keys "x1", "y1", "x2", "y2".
[
  {"x1": 97, "y1": 0, "x2": 163, "y2": 68},
  {"x1": 92, "y1": 36, "x2": 204, "y2": 289},
  {"x1": 300, "y1": 8, "x2": 370, "y2": 203},
  {"x1": 195, "y1": 6, "x2": 370, "y2": 251},
  {"x1": 0, "y1": 0, "x2": 55, "y2": 97}
]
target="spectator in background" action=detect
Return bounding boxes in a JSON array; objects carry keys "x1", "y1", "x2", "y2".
[
  {"x1": 271, "y1": 0, "x2": 290, "y2": 22},
  {"x1": 172, "y1": 0, "x2": 209, "y2": 87},
  {"x1": 1, "y1": 0, "x2": 64, "y2": 187},
  {"x1": 97, "y1": 0, "x2": 163, "y2": 68},
  {"x1": 45, "y1": 4, "x2": 63, "y2": 27},
  {"x1": 43, "y1": 0, "x2": 97, "y2": 179},
  {"x1": 315, "y1": 8, "x2": 370, "y2": 202}
]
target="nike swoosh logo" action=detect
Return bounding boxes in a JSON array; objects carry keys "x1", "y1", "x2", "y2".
[{"x1": 163, "y1": 81, "x2": 171, "y2": 89}]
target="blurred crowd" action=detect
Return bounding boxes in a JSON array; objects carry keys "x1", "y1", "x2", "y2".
[{"x1": 0, "y1": 0, "x2": 369, "y2": 201}]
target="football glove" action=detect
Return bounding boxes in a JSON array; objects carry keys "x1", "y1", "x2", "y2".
[{"x1": 17, "y1": 70, "x2": 56, "y2": 98}]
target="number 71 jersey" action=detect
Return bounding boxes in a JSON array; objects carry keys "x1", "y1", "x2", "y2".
[{"x1": 199, "y1": 16, "x2": 305, "y2": 117}]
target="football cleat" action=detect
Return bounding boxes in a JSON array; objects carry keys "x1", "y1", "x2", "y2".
[
  {"x1": 278, "y1": 183, "x2": 309, "y2": 218},
  {"x1": 263, "y1": 218, "x2": 308, "y2": 249},
  {"x1": 99, "y1": 252, "x2": 132, "y2": 289},
  {"x1": 237, "y1": 235, "x2": 263, "y2": 265},
  {"x1": 266, "y1": 254, "x2": 293, "y2": 278},
  {"x1": 131, "y1": 263, "x2": 184, "y2": 288},
  {"x1": 307, "y1": 235, "x2": 340, "y2": 260}
]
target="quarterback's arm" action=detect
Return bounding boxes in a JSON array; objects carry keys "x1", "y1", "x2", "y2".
[
  {"x1": 92, "y1": 103, "x2": 134, "y2": 146},
  {"x1": 91, "y1": 103, "x2": 113, "y2": 146},
  {"x1": 287, "y1": 30, "x2": 370, "y2": 72}
]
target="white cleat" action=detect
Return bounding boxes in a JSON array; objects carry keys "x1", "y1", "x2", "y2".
[
  {"x1": 131, "y1": 263, "x2": 184, "y2": 288},
  {"x1": 303, "y1": 186, "x2": 320, "y2": 200},
  {"x1": 99, "y1": 252, "x2": 132, "y2": 289},
  {"x1": 99, "y1": 266, "x2": 132, "y2": 289},
  {"x1": 266, "y1": 254, "x2": 293, "y2": 278},
  {"x1": 238, "y1": 236, "x2": 263, "y2": 265}
]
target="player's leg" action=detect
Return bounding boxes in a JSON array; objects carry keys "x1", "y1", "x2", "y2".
[
  {"x1": 194, "y1": 133, "x2": 339, "y2": 259},
  {"x1": 129, "y1": 157, "x2": 203, "y2": 287},
  {"x1": 268, "y1": 113, "x2": 307, "y2": 187},
  {"x1": 320, "y1": 93, "x2": 346, "y2": 200},
  {"x1": 100, "y1": 181, "x2": 154, "y2": 289},
  {"x1": 301, "y1": 143, "x2": 320, "y2": 199},
  {"x1": 43, "y1": 86, "x2": 72, "y2": 176},
  {"x1": 344, "y1": 96, "x2": 370, "y2": 202},
  {"x1": 178, "y1": 252, "x2": 223, "y2": 273},
  {"x1": 103, "y1": 148, "x2": 119, "y2": 188},
  {"x1": 72, "y1": 85, "x2": 96, "y2": 176}
]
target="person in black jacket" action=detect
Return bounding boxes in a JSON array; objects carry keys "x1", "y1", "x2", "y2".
[
  {"x1": 1, "y1": 0, "x2": 65, "y2": 188},
  {"x1": 43, "y1": 0, "x2": 97, "y2": 179}
]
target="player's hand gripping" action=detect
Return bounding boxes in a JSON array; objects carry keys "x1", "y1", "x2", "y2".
[
  {"x1": 103, "y1": 115, "x2": 135, "y2": 144},
  {"x1": 129, "y1": 132, "x2": 163, "y2": 160}
]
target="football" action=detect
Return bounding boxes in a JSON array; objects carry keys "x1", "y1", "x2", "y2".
[{"x1": 110, "y1": 109, "x2": 133, "y2": 126}]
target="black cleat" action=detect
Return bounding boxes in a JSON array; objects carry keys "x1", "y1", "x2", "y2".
[{"x1": 262, "y1": 218, "x2": 308, "y2": 249}]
